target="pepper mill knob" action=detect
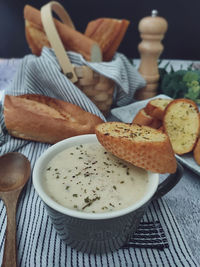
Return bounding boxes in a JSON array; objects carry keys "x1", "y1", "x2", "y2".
[{"x1": 135, "y1": 10, "x2": 168, "y2": 100}]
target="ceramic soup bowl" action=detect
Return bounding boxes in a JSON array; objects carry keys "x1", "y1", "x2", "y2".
[{"x1": 33, "y1": 134, "x2": 183, "y2": 254}]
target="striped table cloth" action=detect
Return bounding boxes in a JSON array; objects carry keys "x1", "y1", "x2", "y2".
[
  {"x1": 0, "y1": 49, "x2": 198, "y2": 266},
  {"x1": 0, "y1": 139, "x2": 198, "y2": 266}
]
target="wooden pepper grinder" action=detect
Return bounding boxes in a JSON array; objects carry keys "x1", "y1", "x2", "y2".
[{"x1": 135, "y1": 10, "x2": 168, "y2": 100}]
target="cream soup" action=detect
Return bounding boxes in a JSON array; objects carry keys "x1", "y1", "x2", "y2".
[{"x1": 44, "y1": 143, "x2": 149, "y2": 213}]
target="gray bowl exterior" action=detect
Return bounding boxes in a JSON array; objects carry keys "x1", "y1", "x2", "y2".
[
  {"x1": 45, "y1": 202, "x2": 148, "y2": 254},
  {"x1": 43, "y1": 162, "x2": 183, "y2": 254}
]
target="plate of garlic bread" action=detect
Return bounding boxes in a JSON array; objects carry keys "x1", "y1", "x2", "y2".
[{"x1": 112, "y1": 95, "x2": 200, "y2": 176}]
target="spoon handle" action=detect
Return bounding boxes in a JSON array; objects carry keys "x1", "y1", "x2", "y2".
[{"x1": 2, "y1": 191, "x2": 19, "y2": 267}]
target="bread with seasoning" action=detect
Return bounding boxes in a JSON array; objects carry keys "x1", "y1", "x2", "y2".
[
  {"x1": 4, "y1": 94, "x2": 104, "y2": 144},
  {"x1": 132, "y1": 108, "x2": 162, "y2": 129},
  {"x1": 163, "y1": 98, "x2": 200, "y2": 155},
  {"x1": 144, "y1": 98, "x2": 172, "y2": 120},
  {"x1": 95, "y1": 122, "x2": 177, "y2": 174}
]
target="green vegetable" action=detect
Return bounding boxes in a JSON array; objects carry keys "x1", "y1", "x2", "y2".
[
  {"x1": 160, "y1": 64, "x2": 200, "y2": 104},
  {"x1": 161, "y1": 70, "x2": 188, "y2": 99}
]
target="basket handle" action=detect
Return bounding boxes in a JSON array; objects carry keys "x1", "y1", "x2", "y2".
[{"x1": 41, "y1": 1, "x2": 78, "y2": 83}]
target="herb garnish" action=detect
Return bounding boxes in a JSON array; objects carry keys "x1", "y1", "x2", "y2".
[{"x1": 82, "y1": 196, "x2": 100, "y2": 210}]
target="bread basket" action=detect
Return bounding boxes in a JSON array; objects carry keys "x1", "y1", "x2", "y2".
[{"x1": 41, "y1": 1, "x2": 115, "y2": 116}]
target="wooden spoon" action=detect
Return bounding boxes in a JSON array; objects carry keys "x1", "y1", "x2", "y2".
[{"x1": 0, "y1": 152, "x2": 31, "y2": 267}]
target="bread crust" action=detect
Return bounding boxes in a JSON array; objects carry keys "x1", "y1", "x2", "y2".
[
  {"x1": 85, "y1": 18, "x2": 130, "y2": 61},
  {"x1": 24, "y1": 5, "x2": 100, "y2": 61},
  {"x1": 144, "y1": 98, "x2": 172, "y2": 120},
  {"x1": 132, "y1": 108, "x2": 162, "y2": 129},
  {"x1": 95, "y1": 122, "x2": 177, "y2": 174},
  {"x1": 163, "y1": 98, "x2": 200, "y2": 155},
  {"x1": 25, "y1": 20, "x2": 50, "y2": 56},
  {"x1": 193, "y1": 137, "x2": 200, "y2": 165},
  {"x1": 4, "y1": 94, "x2": 104, "y2": 144}
]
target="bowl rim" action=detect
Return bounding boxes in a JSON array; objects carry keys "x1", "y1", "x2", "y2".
[{"x1": 33, "y1": 134, "x2": 159, "y2": 220}]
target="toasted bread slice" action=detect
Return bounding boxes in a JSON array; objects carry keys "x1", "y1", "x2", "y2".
[
  {"x1": 193, "y1": 137, "x2": 200, "y2": 165},
  {"x1": 145, "y1": 98, "x2": 172, "y2": 120},
  {"x1": 163, "y1": 99, "x2": 200, "y2": 155},
  {"x1": 132, "y1": 108, "x2": 162, "y2": 129},
  {"x1": 95, "y1": 122, "x2": 177, "y2": 173}
]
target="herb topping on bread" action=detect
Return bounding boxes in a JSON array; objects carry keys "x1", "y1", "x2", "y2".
[
  {"x1": 163, "y1": 98, "x2": 200, "y2": 155},
  {"x1": 95, "y1": 122, "x2": 177, "y2": 174}
]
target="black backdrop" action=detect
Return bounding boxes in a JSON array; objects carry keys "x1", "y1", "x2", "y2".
[{"x1": 1, "y1": 0, "x2": 200, "y2": 60}]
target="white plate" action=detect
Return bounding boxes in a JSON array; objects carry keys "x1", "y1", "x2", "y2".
[{"x1": 175, "y1": 154, "x2": 200, "y2": 176}]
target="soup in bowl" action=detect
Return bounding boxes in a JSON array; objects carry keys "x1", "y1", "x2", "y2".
[{"x1": 33, "y1": 134, "x2": 183, "y2": 253}]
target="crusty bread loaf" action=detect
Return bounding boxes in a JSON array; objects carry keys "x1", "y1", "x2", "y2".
[
  {"x1": 4, "y1": 94, "x2": 104, "y2": 144},
  {"x1": 24, "y1": 4, "x2": 129, "y2": 62},
  {"x1": 85, "y1": 18, "x2": 130, "y2": 61},
  {"x1": 132, "y1": 108, "x2": 162, "y2": 129},
  {"x1": 25, "y1": 20, "x2": 50, "y2": 56},
  {"x1": 24, "y1": 5, "x2": 101, "y2": 61},
  {"x1": 163, "y1": 98, "x2": 200, "y2": 155},
  {"x1": 145, "y1": 98, "x2": 172, "y2": 120},
  {"x1": 95, "y1": 122, "x2": 177, "y2": 173},
  {"x1": 193, "y1": 137, "x2": 200, "y2": 165}
]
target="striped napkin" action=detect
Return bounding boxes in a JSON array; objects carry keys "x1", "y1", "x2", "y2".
[
  {"x1": 122, "y1": 221, "x2": 169, "y2": 250},
  {"x1": 0, "y1": 49, "x2": 198, "y2": 266},
  {"x1": 0, "y1": 139, "x2": 197, "y2": 267}
]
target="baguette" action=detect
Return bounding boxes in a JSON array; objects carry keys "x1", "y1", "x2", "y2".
[
  {"x1": 163, "y1": 98, "x2": 200, "y2": 155},
  {"x1": 24, "y1": 5, "x2": 101, "y2": 61},
  {"x1": 132, "y1": 108, "x2": 162, "y2": 129},
  {"x1": 25, "y1": 20, "x2": 50, "y2": 56},
  {"x1": 4, "y1": 94, "x2": 104, "y2": 144},
  {"x1": 85, "y1": 18, "x2": 130, "y2": 61},
  {"x1": 95, "y1": 122, "x2": 177, "y2": 173},
  {"x1": 145, "y1": 98, "x2": 172, "y2": 120}
]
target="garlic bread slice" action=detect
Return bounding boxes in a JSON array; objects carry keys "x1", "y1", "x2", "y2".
[
  {"x1": 163, "y1": 99, "x2": 200, "y2": 155},
  {"x1": 95, "y1": 122, "x2": 177, "y2": 174},
  {"x1": 132, "y1": 108, "x2": 162, "y2": 129},
  {"x1": 145, "y1": 98, "x2": 172, "y2": 120}
]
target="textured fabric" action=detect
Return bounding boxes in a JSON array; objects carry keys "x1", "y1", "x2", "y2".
[
  {"x1": 1, "y1": 47, "x2": 145, "y2": 106},
  {"x1": 0, "y1": 52, "x2": 199, "y2": 266},
  {"x1": 123, "y1": 221, "x2": 169, "y2": 250},
  {"x1": 0, "y1": 139, "x2": 198, "y2": 267},
  {"x1": 0, "y1": 47, "x2": 146, "y2": 143}
]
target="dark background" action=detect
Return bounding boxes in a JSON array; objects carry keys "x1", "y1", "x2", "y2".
[{"x1": 1, "y1": 0, "x2": 200, "y2": 60}]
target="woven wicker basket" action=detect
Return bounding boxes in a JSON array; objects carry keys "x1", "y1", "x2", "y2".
[{"x1": 41, "y1": 1, "x2": 115, "y2": 115}]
